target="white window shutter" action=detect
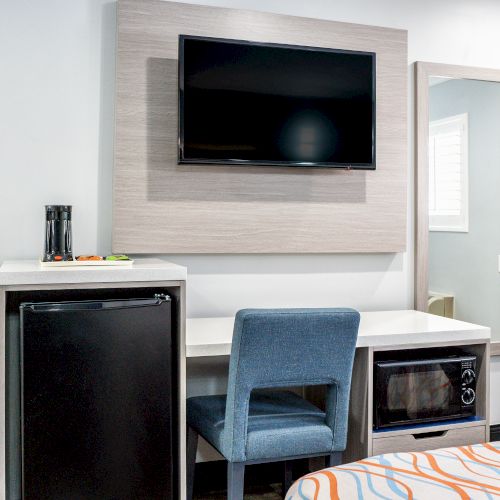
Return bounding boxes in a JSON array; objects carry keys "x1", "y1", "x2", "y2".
[{"x1": 429, "y1": 113, "x2": 469, "y2": 232}]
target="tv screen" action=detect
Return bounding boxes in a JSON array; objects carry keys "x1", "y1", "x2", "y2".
[{"x1": 178, "y1": 36, "x2": 376, "y2": 169}]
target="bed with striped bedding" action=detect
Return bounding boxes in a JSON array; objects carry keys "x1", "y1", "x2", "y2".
[{"x1": 287, "y1": 441, "x2": 500, "y2": 499}]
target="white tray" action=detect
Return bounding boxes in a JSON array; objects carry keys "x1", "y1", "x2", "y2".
[{"x1": 40, "y1": 259, "x2": 134, "y2": 267}]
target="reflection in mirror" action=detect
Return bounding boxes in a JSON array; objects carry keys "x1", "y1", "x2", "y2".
[{"x1": 427, "y1": 77, "x2": 500, "y2": 339}]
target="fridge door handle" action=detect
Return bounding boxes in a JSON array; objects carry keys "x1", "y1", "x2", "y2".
[{"x1": 20, "y1": 296, "x2": 171, "y2": 313}]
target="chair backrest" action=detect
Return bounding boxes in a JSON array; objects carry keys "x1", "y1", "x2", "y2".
[{"x1": 221, "y1": 308, "x2": 360, "y2": 462}]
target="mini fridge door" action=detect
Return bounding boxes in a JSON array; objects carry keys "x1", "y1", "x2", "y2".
[{"x1": 20, "y1": 296, "x2": 175, "y2": 500}]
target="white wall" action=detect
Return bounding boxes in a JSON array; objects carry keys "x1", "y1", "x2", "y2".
[
  {"x1": 0, "y1": 0, "x2": 115, "y2": 261},
  {"x1": 4, "y1": 0, "x2": 500, "y2": 317},
  {"x1": 2, "y1": 0, "x2": 500, "y2": 421}
]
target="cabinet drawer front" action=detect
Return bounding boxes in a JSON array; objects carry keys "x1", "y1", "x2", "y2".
[{"x1": 372, "y1": 426, "x2": 486, "y2": 456}]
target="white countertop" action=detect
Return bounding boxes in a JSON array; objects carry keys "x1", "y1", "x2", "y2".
[
  {"x1": 186, "y1": 310, "x2": 490, "y2": 357},
  {"x1": 0, "y1": 258, "x2": 187, "y2": 285}
]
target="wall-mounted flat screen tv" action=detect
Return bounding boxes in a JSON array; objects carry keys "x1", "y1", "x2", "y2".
[{"x1": 178, "y1": 35, "x2": 376, "y2": 169}]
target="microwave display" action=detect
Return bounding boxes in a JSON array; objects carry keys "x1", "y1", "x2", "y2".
[{"x1": 374, "y1": 355, "x2": 476, "y2": 429}]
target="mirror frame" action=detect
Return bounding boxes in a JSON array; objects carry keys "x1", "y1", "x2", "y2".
[{"x1": 415, "y1": 62, "x2": 500, "y2": 352}]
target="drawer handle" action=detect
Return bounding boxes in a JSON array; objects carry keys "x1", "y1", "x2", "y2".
[{"x1": 413, "y1": 431, "x2": 447, "y2": 440}]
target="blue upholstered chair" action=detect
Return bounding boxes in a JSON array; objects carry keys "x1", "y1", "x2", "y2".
[{"x1": 186, "y1": 308, "x2": 360, "y2": 500}]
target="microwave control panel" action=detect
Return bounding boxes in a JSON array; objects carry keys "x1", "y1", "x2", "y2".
[{"x1": 461, "y1": 358, "x2": 476, "y2": 407}]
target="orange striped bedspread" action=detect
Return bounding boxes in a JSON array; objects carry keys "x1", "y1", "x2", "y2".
[{"x1": 286, "y1": 441, "x2": 500, "y2": 499}]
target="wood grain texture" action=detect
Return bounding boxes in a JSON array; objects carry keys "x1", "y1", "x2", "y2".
[
  {"x1": 414, "y1": 62, "x2": 500, "y2": 311},
  {"x1": 415, "y1": 62, "x2": 430, "y2": 312},
  {"x1": 113, "y1": 0, "x2": 408, "y2": 253},
  {"x1": 176, "y1": 281, "x2": 187, "y2": 500},
  {"x1": 345, "y1": 347, "x2": 373, "y2": 462},
  {"x1": 372, "y1": 426, "x2": 486, "y2": 455},
  {"x1": 490, "y1": 341, "x2": 500, "y2": 356}
]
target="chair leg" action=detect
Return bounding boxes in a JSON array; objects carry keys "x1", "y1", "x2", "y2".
[
  {"x1": 227, "y1": 462, "x2": 245, "y2": 500},
  {"x1": 186, "y1": 426, "x2": 198, "y2": 500},
  {"x1": 283, "y1": 460, "x2": 294, "y2": 496},
  {"x1": 326, "y1": 451, "x2": 342, "y2": 468}
]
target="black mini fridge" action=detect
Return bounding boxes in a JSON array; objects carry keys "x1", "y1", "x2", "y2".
[{"x1": 20, "y1": 295, "x2": 175, "y2": 500}]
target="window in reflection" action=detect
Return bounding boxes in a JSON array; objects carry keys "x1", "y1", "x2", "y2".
[{"x1": 428, "y1": 77, "x2": 500, "y2": 341}]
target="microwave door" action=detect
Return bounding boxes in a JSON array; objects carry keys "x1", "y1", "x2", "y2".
[{"x1": 375, "y1": 359, "x2": 464, "y2": 429}]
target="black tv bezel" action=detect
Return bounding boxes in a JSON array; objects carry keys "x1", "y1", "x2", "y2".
[{"x1": 178, "y1": 34, "x2": 376, "y2": 170}]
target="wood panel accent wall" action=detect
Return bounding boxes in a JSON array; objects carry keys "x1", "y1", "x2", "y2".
[{"x1": 113, "y1": 0, "x2": 407, "y2": 253}]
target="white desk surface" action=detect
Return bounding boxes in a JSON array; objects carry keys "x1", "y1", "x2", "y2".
[
  {"x1": 186, "y1": 310, "x2": 490, "y2": 357},
  {"x1": 0, "y1": 258, "x2": 187, "y2": 285}
]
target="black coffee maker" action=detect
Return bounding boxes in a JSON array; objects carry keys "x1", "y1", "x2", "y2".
[{"x1": 43, "y1": 205, "x2": 73, "y2": 262}]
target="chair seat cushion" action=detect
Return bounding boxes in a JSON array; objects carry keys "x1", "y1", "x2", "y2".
[{"x1": 187, "y1": 390, "x2": 333, "y2": 461}]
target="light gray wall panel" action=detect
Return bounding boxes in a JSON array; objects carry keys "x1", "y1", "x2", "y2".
[{"x1": 114, "y1": 0, "x2": 407, "y2": 253}]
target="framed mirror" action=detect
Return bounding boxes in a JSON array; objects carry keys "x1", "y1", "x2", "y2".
[{"x1": 415, "y1": 62, "x2": 500, "y2": 349}]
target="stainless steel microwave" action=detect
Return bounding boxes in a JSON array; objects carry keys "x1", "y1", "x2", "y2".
[{"x1": 374, "y1": 354, "x2": 476, "y2": 429}]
